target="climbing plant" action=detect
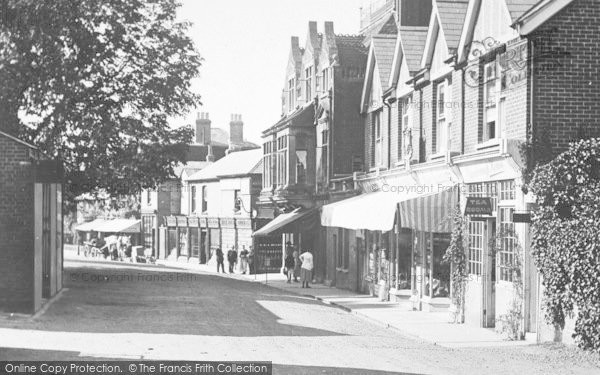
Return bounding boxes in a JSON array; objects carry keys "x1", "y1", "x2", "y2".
[
  {"x1": 529, "y1": 138, "x2": 600, "y2": 352},
  {"x1": 489, "y1": 227, "x2": 524, "y2": 340},
  {"x1": 443, "y1": 207, "x2": 469, "y2": 324}
]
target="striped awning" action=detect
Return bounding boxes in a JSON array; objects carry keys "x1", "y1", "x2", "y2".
[
  {"x1": 398, "y1": 188, "x2": 457, "y2": 232},
  {"x1": 321, "y1": 186, "x2": 457, "y2": 232}
]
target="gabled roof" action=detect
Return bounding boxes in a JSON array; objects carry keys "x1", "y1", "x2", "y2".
[
  {"x1": 514, "y1": 0, "x2": 575, "y2": 35},
  {"x1": 187, "y1": 148, "x2": 263, "y2": 182},
  {"x1": 436, "y1": 0, "x2": 469, "y2": 52},
  {"x1": 398, "y1": 26, "x2": 429, "y2": 74},
  {"x1": 378, "y1": 14, "x2": 399, "y2": 35},
  {"x1": 505, "y1": 0, "x2": 541, "y2": 23},
  {"x1": 371, "y1": 35, "x2": 397, "y2": 92}
]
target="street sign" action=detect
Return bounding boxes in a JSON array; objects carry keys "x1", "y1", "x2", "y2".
[
  {"x1": 464, "y1": 197, "x2": 493, "y2": 216},
  {"x1": 513, "y1": 212, "x2": 532, "y2": 223}
]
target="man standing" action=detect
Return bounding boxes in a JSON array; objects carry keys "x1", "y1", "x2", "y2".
[
  {"x1": 227, "y1": 246, "x2": 238, "y2": 273},
  {"x1": 216, "y1": 247, "x2": 225, "y2": 273},
  {"x1": 299, "y1": 249, "x2": 314, "y2": 288}
]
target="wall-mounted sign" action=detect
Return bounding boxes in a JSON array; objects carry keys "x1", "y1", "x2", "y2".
[
  {"x1": 513, "y1": 212, "x2": 532, "y2": 223},
  {"x1": 464, "y1": 197, "x2": 493, "y2": 216},
  {"x1": 199, "y1": 217, "x2": 207, "y2": 227},
  {"x1": 207, "y1": 218, "x2": 220, "y2": 228},
  {"x1": 176, "y1": 216, "x2": 187, "y2": 226},
  {"x1": 188, "y1": 217, "x2": 199, "y2": 227},
  {"x1": 165, "y1": 216, "x2": 177, "y2": 227}
]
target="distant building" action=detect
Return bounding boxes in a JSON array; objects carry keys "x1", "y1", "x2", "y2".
[
  {"x1": 140, "y1": 112, "x2": 259, "y2": 260},
  {"x1": 159, "y1": 149, "x2": 263, "y2": 264},
  {"x1": 0, "y1": 131, "x2": 63, "y2": 314}
]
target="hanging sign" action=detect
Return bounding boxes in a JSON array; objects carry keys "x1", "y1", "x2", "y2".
[
  {"x1": 464, "y1": 197, "x2": 493, "y2": 216},
  {"x1": 513, "y1": 211, "x2": 532, "y2": 223}
]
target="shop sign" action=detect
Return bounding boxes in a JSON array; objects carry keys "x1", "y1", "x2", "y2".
[
  {"x1": 236, "y1": 218, "x2": 251, "y2": 228},
  {"x1": 207, "y1": 218, "x2": 219, "y2": 228},
  {"x1": 221, "y1": 218, "x2": 235, "y2": 228},
  {"x1": 165, "y1": 216, "x2": 177, "y2": 227},
  {"x1": 513, "y1": 211, "x2": 532, "y2": 223},
  {"x1": 188, "y1": 217, "x2": 199, "y2": 227},
  {"x1": 464, "y1": 197, "x2": 493, "y2": 216},
  {"x1": 199, "y1": 217, "x2": 207, "y2": 226},
  {"x1": 176, "y1": 216, "x2": 187, "y2": 226}
]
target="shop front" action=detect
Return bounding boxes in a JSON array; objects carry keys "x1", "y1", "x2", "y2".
[{"x1": 321, "y1": 166, "x2": 458, "y2": 309}]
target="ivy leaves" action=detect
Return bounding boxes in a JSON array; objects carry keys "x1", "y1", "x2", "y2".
[{"x1": 530, "y1": 138, "x2": 600, "y2": 352}]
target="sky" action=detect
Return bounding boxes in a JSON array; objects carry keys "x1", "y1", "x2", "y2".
[{"x1": 176, "y1": 0, "x2": 370, "y2": 144}]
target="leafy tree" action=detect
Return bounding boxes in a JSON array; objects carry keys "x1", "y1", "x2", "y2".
[{"x1": 0, "y1": 0, "x2": 201, "y2": 199}]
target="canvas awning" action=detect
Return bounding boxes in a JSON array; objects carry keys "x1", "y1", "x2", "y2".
[
  {"x1": 321, "y1": 186, "x2": 457, "y2": 232},
  {"x1": 253, "y1": 208, "x2": 317, "y2": 237},
  {"x1": 76, "y1": 219, "x2": 141, "y2": 233}
]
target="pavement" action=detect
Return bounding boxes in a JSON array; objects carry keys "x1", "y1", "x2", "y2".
[
  {"x1": 151, "y1": 256, "x2": 528, "y2": 348},
  {"x1": 1, "y1": 251, "x2": 598, "y2": 375}
]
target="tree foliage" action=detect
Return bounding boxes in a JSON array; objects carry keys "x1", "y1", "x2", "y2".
[
  {"x1": 0, "y1": 0, "x2": 201, "y2": 198},
  {"x1": 530, "y1": 138, "x2": 600, "y2": 352}
]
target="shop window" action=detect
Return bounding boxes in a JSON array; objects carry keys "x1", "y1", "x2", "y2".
[
  {"x1": 333, "y1": 233, "x2": 340, "y2": 266},
  {"x1": 190, "y1": 228, "x2": 200, "y2": 258},
  {"x1": 179, "y1": 228, "x2": 188, "y2": 257},
  {"x1": 498, "y1": 207, "x2": 516, "y2": 282},
  {"x1": 499, "y1": 180, "x2": 516, "y2": 201},
  {"x1": 468, "y1": 221, "x2": 484, "y2": 276},
  {"x1": 167, "y1": 228, "x2": 177, "y2": 258},
  {"x1": 142, "y1": 216, "x2": 155, "y2": 249}
]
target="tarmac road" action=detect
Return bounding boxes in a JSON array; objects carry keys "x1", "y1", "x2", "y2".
[{"x1": 0, "y1": 261, "x2": 598, "y2": 375}]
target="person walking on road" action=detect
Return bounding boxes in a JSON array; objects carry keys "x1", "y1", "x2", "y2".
[
  {"x1": 227, "y1": 247, "x2": 238, "y2": 273},
  {"x1": 216, "y1": 247, "x2": 225, "y2": 273},
  {"x1": 299, "y1": 249, "x2": 314, "y2": 288}
]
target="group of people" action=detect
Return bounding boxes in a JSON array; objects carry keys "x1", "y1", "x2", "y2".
[
  {"x1": 284, "y1": 242, "x2": 313, "y2": 288},
  {"x1": 86, "y1": 235, "x2": 132, "y2": 261},
  {"x1": 214, "y1": 245, "x2": 253, "y2": 274},
  {"x1": 212, "y1": 242, "x2": 314, "y2": 288}
]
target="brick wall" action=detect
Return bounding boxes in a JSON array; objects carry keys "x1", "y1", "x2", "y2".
[
  {"x1": 530, "y1": 0, "x2": 600, "y2": 155},
  {"x1": 0, "y1": 136, "x2": 35, "y2": 313},
  {"x1": 332, "y1": 78, "x2": 365, "y2": 176}
]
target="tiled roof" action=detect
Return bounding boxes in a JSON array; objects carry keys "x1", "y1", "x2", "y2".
[
  {"x1": 187, "y1": 148, "x2": 263, "y2": 181},
  {"x1": 505, "y1": 0, "x2": 540, "y2": 22},
  {"x1": 336, "y1": 34, "x2": 368, "y2": 66},
  {"x1": 378, "y1": 14, "x2": 398, "y2": 35},
  {"x1": 372, "y1": 36, "x2": 397, "y2": 91},
  {"x1": 398, "y1": 26, "x2": 429, "y2": 73},
  {"x1": 436, "y1": 0, "x2": 469, "y2": 51}
]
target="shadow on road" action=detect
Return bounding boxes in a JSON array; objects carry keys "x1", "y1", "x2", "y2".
[{"x1": 0, "y1": 264, "x2": 348, "y2": 337}]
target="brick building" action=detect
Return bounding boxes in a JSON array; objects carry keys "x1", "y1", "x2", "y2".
[
  {"x1": 0, "y1": 131, "x2": 63, "y2": 314},
  {"x1": 321, "y1": 0, "x2": 600, "y2": 345},
  {"x1": 140, "y1": 112, "x2": 259, "y2": 259},
  {"x1": 256, "y1": 21, "x2": 367, "y2": 278}
]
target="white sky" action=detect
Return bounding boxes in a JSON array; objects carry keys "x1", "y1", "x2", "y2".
[{"x1": 176, "y1": 0, "x2": 369, "y2": 144}]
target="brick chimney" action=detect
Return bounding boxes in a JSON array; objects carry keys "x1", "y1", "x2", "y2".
[
  {"x1": 229, "y1": 114, "x2": 244, "y2": 145},
  {"x1": 195, "y1": 112, "x2": 211, "y2": 145}
]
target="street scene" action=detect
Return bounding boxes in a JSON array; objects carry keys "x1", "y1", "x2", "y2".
[{"x1": 1, "y1": 0, "x2": 600, "y2": 374}]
